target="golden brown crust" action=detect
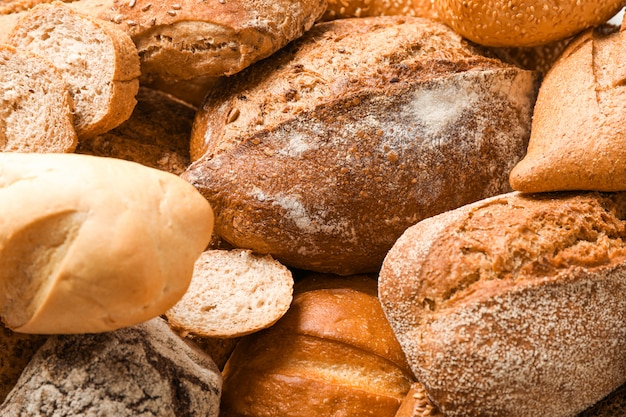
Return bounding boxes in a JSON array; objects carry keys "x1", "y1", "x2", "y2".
[
  {"x1": 379, "y1": 191, "x2": 626, "y2": 417},
  {"x1": 321, "y1": 0, "x2": 437, "y2": 21}
]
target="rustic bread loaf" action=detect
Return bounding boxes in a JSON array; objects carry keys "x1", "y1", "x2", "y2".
[
  {"x1": 433, "y1": 0, "x2": 625, "y2": 47},
  {"x1": 183, "y1": 16, "x2": 540, "y2": 275},
  {"x1": 0, "y1": 44, "x2": 77, "y2": 153},
  {"x1": 220, "y1": 274, "x2": 415, "y2": 417},
  {"x1": 510, "y1": 26, "x2": 626, "y2": 193},
  {"x1": 379, "y1": 191, "x2": 626, "y2": 417},
  {"x1": 166, "y1": 249, "x2": 294, "y2": 338},
  {"x1": 76, "y1": 87, "x2": 194, "y2": 175},
  {"x1": 0, "y1": 317, "x2": 222, "y2": 416},
  {"x1": 7, "y1": 1, "x2": 141, "y2": 139},
  {"x1": 0, "y1": 152, "x2": 213, "y2": 334},
  {"x1": 321, "y1": 0, "x2": 437, "y2": 21},
  {"x1": 70, "y1": 0, "x2": 327, "y2": 82}
]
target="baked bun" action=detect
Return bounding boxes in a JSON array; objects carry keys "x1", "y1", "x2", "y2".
[
  {"x1": 7, "y1": 1, "x2": 141, "y2": 139},
  {"x1": 510, "y1": 26, "x2": 626, "y2": 193},
  {"x1": 220, "y1": 274, "x2": 415, "y2": 417},
  {"x1": 379, "y1": 191, "x2": 626, "y2": 417},
  {"x1": 433, "y1": 0, "x2": 625, "y2": 47},
  {"x1": 0, "y1": 152, "x2": 213, "y2": 334},
  {"x1": 183, "y1": 16, "x2": 539, "y2": 275},
  {"x1": 71, "y1": 0, "x2": 327, "y2": 82},
  {"x1": 321, "y1": 0, "x2": 437, "y2": 21},
  {"x1": 0, "y1": 44, "x2": 77, "y2": 153}
]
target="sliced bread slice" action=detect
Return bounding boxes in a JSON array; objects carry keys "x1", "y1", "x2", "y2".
[
  {"x1": 7, "y1": 1, "x2": 141, "y2": 139},
  {"x1": 0, "y1": 44, "x2": 77, "y2": 152},
  {"x1": 166, "y1": 249, "x2": 294, "y2": 338}
]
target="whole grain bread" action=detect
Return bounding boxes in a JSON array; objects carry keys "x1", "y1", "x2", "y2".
[
  {"x1": 0, "y1": 44, "x2": 77, "y2": 153},
  {"x1": 166, "y1": 249, "x2": 294, "y2": 338},
  {"x1": 183, "y1": 16, "x2": 540, "y2": 275},
  {"x1": 379, "y1": 191, "x2": 626, "y2": 417},
  {"x1": 7, "y1": 1, "x2": 141, "y2": 139},
  {"x1": 510, "y1": 26, "x2": 626, "y2": 192}
]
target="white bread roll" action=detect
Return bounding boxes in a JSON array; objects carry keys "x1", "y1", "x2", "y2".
[{"x1": 0, "y1": 152, "x2": 213, "y2": 334}]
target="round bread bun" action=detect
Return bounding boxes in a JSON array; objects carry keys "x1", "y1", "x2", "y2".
[
  {"x1": 321, "y1": 0, "x2": 437, "y2": 21},
  {"x1": 433, "y1": 0, "x2": 625, "y2": 47}
]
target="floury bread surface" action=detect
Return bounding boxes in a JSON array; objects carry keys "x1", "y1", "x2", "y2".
[
  {"x1": 0, "y1": 153, "x2": 213, "y2": 334},
  {"x1": 184, "y1": 16, "x2": 540, "y2": 275},
  {"x1": 379, "y1": 191, "x2": 626, "y2": 417}
]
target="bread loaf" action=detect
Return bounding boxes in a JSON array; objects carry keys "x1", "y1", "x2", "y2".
[
  {"x1": 183, "y1": 16, "x2": 540, "y2": 275},
  {"x1": 0, "y1": 152, "x2": 213, "y2": 334},
  {"x1": 0, "y1": 44, "x2": 77, "y2": 153},
  {"x1": 7, "y1": 1, "x2": 141, "y2": 139},
  {"x1": 433, "y1": 0, "x2": 625, "y2": 47},
  {"x1": 321, "y1": 0, "x2": 437, "y2": 21},
  {"x1": 509, "y1": 26, "x2": 626, "y2": 193},
  {"x1": 220, "y1": 274, "x2": 415, "y2": 417},
  {"x1": 379, "y1": 191, "x2": 626, "y2": 417},
  {"x1": 0, "y1": 317, "x2": 222, "y2": 416}
]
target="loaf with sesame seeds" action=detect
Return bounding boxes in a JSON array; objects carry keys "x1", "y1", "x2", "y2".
[
  {"x1": 379, "y1": 191, "x2": 626, "y2": 417},
  {"x1": 183, "y1": 16, "x2": 540, "y2": 276},
  {"x1": 320, "y1": 0, "x2": 437, "y2": 21},
  {"x1": 432, "y1": 0, "x2": 625, "y2": 47}
]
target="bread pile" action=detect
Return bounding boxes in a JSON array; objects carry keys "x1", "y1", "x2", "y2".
[{"x1": 1, "y1": 0, "x2": 625, "y2": 416}]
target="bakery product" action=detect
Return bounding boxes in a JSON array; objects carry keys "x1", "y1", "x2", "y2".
[
  {"x1": 379, "y1": 191, "x2": 626, "y2": 417},
  {"x1": 490, "y1": 36, "x2": 574, "y2": 76},
  {"x1": 76, "y1": 87, "x2": 194, "y2": 175},
  {"x1": 70, "y1": 0, "x2": 327, "y2": 82},
  {"x1": 578, "y1": 381, "x2": 626, "y2": 417},
  {"x1": 0, "y1": 317, "x2": 222, "y2": 416},
  {"x1": 220, "y1": 274, "x2": 415, "y2": 417},
  {"x1": 321, "y1": 0, "x2": 437, "y2": 21},
  {"x1": 7, "y1": 1, "x2": 141, "y2": 139},
  {"x1": 0, "y1": 44, "x2": 77, "y2": 153},
  {"x1": 394, "y1": 382, "x2": 443, "y2": 417},
  {"x1": 183, "y1": 16, "x2": 540, "y2": 275},
  {"x1": 0, "y1": 152, "x2": 213, "y2": 334},
  {"x1": 433, "y1": 0, "x2": 625, "y2": 47},
  {"x1": 166, "y1": 249, "x2": 294, "y2": 338},
  {"x1": 509, "y1": 26, "x2": 626, "y2": 193}
]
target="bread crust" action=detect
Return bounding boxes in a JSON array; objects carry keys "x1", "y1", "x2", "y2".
[
  {"x1": 379, "y1": 191, "x2": 626, "y2": 417},
  {"x1": 184, "y1": 16, "x2": 539, "y2": 275},
  {"x1": 321, "y1": 0, "x2": 437, "y2": 21}
]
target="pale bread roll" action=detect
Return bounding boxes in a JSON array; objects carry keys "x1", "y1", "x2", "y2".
[
  {"x1": 0, "y1": 44, "x2": 77, "y2": 153},
  {"x1": 0, "y1": 152, "x2": 213, "y2": 334},
  {"x1": 510, "y1": 26, "x2": 626, "y2": 192},
  {"x1": 7, "y1": 1, "x2": 141, "y2": 139},
  {"x1": 166, "y1": 249, "x2": 294, "y2": 338}
]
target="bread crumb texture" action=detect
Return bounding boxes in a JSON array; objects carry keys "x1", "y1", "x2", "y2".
[{"x1": 379, "y1": 191, "x2": 626, "y2": 417}]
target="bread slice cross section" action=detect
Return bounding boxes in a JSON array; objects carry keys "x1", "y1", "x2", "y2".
[{"x1": 7, "y1": 1, "x2": 141, "y2": 139}]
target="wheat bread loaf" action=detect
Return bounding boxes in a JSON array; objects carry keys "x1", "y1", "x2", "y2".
[
  {"x1": 7, "y1": 1, "x2": 141, "y2": 139},
  {"x1": 166, "y1": 249, "x2": 294, "y2": 338},
  {"x1": 433, "y1": 0, "x2": 625, "y2": 47},
  {"x1": 510, "y1": 26, "x2": 626, "y2": 193},
  {"x1": 0, "y1": 317, "x2": 222, "y2": 416},
  {"x1": 0, "y1": 44, "x2": 77, "y2": 153},
  {"x1": 70, "y1": 0, "x2": 327, "y2": 82},
  {"x1": 183, "y1": 16, "x2": 540, "y2": 275},
  {"x1": 220, "y1": 274, "x2": 415, "y2": 417},
  {"x1": 76, "y1": 87, "x2": 194, "y2": 175},
  {"x1": 379, "y1": 191, "x2": 626, "y2": 417},
  {"x1": 0, "y1": 152, "x2": 213, "y2": 334},
  {"x1": 321, "y1": 0, "x2": 437, "y2": 21}
]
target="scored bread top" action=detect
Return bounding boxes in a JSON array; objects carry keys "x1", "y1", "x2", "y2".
[{"x1": 7, "y1": 2, "x2": 141, "y2": 139}]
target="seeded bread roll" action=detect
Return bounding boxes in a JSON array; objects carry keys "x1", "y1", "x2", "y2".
[
  {"x1": 0, "y1": 44, "x2": 77, "y2": 153},
  {"x1": 0, "y1": 152, "x2": 213, "y2": 334},
  {"x1": 321, "y1": 0, "x2": 437, "y2": 21},
  {"x1": 183, "y1": 16, "x2": 540, "y2": 275},
  {"x1": 379, "y1": 191, "x2": 626, "y2": 417},
  {"x1": 433, "y1": 0, "x2": 625, "y2": 47}
]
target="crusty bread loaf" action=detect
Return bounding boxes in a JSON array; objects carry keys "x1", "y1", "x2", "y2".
[
  {"x1": 0, "y1": 44, "x2": 77, "y2": 153},
  {"x1": 166, "y1": 249, "x2": 294, "y2": 338},
  {"x1": 7, "y1": 1, "x2": 140, "y2": 139},
  {"x1": 379, "y1": 191, "x2": 626, "y2": 417},
  {"x1": 70, "y1": 0, "x2": 327, "y2": 82},
  {"x1": 321, "y1": 0, "x2": 437, "y2": 21},
  {"x1": 433, "y1": 0, "x2": 625, "y2": 47},
  {"x1": 0, "y1": 317, "x2": 222, "y2": 416},
  {"x1": 220, "y1": 274, "x2": 415, "y2": 417},
  {"x1": 510, "y1": 26, "x2": 626, "y2": 193},
  {"x1": 183, "y1": 16, "x2": 540, "y2": 275},
  {"x1": 0, "y1": 152, "x2": 213, "y2": 334},
  {"x1": 76, "y1": 87, "x2": 194, "y2": 175}
]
